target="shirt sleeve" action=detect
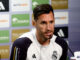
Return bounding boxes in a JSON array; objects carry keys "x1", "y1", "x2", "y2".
[
  {"x1": 55, "y1": 37, "x2": 68, "y2": 60},
  {"x1": 10, "y1": 37, "x2": 32, "y2": 60}
]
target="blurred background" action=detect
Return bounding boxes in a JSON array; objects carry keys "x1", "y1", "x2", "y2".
[{"x1": 0, "y1": 0, "x2": 80, "y2": 60}]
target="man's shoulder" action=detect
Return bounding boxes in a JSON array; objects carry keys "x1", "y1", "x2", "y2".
[
  {"x1": 13, "y1": 37, "x2": 32, "y2": 48},
  {"x1": 55, "y1": 37, "x2": 68, "y2": 50},
  {"x1": 55, "y1": 37, "x2": 67, "y2": 45},
  {"x1": 13, "y1": 29, "x2": 36, "y2": 48}
]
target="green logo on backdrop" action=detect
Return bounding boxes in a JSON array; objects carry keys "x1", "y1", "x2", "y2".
[
  {"x1": 32, "y1": 0, "x2": 49, "y2": 10},
  {"x1": 0, "y1": 30, "x2": 9, "y2": 43},
  {"x1": 12, "y1": 14, "x2": 30, "y2": 27}
]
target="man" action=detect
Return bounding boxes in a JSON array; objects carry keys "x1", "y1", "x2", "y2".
[{"x1": 10, "y1": 4, "x2": 68, "y2": 60}]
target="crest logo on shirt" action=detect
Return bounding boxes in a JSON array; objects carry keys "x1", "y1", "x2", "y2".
[
  {"x1": 32, "y1": 54, "x2": 37, "y2": 60},
  {"x1": 52, "y1": 51, "x2": 57, "y2": 60}
]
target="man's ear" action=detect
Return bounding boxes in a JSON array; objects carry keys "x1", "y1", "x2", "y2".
[{"x1": 32, "y1": 20, "x2": 36, "y2": 27}]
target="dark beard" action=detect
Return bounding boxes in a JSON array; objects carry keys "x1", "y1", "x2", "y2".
[{"x1": 42, "y1": 34, "x2": 53, "y2": 42}]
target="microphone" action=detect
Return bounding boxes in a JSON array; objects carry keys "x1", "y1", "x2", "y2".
[
  {"x1": 68, "y1": 45, "x2": 74, "y2": 56},
  {"x1": 66, "y1": 40, "x2": 74, "y2": 56}
]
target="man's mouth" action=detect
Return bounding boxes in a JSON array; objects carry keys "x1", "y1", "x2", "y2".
[{"x1": 45, "y1": 32, "x2": 53, "y2": 36}]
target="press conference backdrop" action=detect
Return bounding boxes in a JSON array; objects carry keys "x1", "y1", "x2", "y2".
[{"x1": 0, "y1": 0, "x2": 79, "y2": 60}]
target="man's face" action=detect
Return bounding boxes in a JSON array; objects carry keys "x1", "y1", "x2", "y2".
[{"x1": 33, "y1": 11, "x2": 55, "y2": 40}]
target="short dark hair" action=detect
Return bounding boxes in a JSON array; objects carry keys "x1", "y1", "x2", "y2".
[{"x1": 33, "y1": 4, "x2": 54, "y2": 21}]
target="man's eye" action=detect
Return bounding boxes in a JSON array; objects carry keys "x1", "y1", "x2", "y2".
[
  {"x1": 50, "y1": 21, "x2": 54, "y2": 24},
  {"x1": 41, "y1": 22, "x2": 46, "y2": 24}
]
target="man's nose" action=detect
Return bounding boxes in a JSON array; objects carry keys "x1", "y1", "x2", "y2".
[{"x1": 46, "y1": 24, "x2": 51, "y2": 30}]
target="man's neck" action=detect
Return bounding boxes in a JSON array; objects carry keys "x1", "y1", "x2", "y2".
[
  {"x1": 36, "y1": 33, "x2": 50, "y2": 46},
  {"x1": 39, "y1": 39, "x2": 50, "y2": 46}
]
